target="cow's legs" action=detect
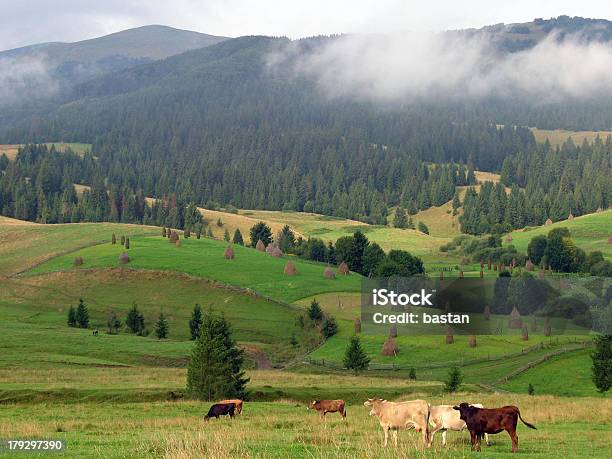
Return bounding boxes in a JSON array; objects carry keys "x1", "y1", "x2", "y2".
[
  {"x1": 392, "y1": 430, "x2": 398, "y2": 447},
  {"x1": 441, "y1": 429, "x2": 447, "y2": 447},
  {"x1": 469, "y1": 431, "x2": 476, "y2": 451},
  {"x1": 485, "y1": 433, "x2": 491, "y2": 446},
  {"x1": 421, "y1": 425, "x2": 429, "y2": 447},
  {"x1": 383, "y1": 427, "x2": 389, "y2": 447},
  {"x1": 508, "y1": 429, "x2": 519, "y2": 453},
  {"x1": 476, "y1": 434, "x2": 482, "y2": 452}
]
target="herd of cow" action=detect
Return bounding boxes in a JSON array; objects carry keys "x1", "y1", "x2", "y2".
[{"x1": 204, "y1": 397, "x2": 536, "y2": 453}]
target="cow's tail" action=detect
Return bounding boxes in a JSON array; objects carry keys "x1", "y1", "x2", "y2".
[{"x1": 517, "y1": 409, "x2": 537, "y2": 430}]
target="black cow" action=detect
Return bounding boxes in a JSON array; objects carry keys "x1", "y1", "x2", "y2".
[
  {"x1": 453, "y1": 403, "x2": 536, "y2": 452},
  {"x1": 204, "y1": 403, "x2": 236, "y2": 421}
]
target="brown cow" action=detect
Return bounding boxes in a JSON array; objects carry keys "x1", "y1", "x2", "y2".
[
  {"x1": 308, "y1": 399, "x2": 346, "y2": 420},
  {"x1": 453, "y1": 403, "x2": 536, "y2": 452},
  {"x1": 218, "y1": 399, "x2": 243, "y2": 415},
  {"x1": 364, "y1": 398, "x2": 430, "y2": 447}
]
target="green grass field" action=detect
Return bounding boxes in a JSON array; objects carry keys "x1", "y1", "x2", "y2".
[
  {"x1": 504, "y1": 210, "x2": 612, "y2": 259},
  {"x1": 26, "y1": 234, "x2": 362, "y2": 303}
]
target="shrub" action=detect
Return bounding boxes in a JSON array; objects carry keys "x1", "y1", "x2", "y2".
[
  {"x1": 321, "y1": 317, "x2": 338, "y2": 338},
  {"x1": 323, "y1": 267, "x2": 336, "y2": 279},
  {"x1": 528, "y1": 383, "x2": 535, "y2": 395},
  {"x1": 111, "y1": 233, "x2": 116, "y2": 244},
  {"x1": 124, "y1": 237, "x2": 130, "y2": 249},
  {"x1": 74, "y1": 256, "x2": 84, "y2": 267},
  {"x1": 162, "y1": 227, "x2": 166, "y2": 237},
  {"x1": 67, "y1": 306, "x2": 77, "y2": 327},
  {"x1": 408, "y1": 368, "x2": 417, "y2": 380},
  {"x1": 120, "y1": 235, "x2": 125, "y2": 245},
  {"x1": 284, "y1": 260, "x2": 297, "y2": 276},
  {"x1": 155, "y1": 313, "x2": 169, "y2": 339},
  {"x1": 224, "y1": 246, "x2": 235, "y2": 260},
  {"x1": 592, "y1": 334, "x2": 611, "y2": 393},
  {"x1": 118, "y1": 252, "x2": 130, "y2": 264}
]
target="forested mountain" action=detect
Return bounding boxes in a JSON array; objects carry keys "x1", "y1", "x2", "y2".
[{"x1": 0, "y1": 17, "x2": 611, "y2": 227}]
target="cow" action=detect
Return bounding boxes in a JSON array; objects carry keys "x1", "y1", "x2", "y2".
[
  {"x1": 218, "y1": 399, "x2": 243, "y2": 415},
  {"x1": 308, "y1": 399, "x2": 346, "y2": 420},
  {"x1": 429, "y1": 404, "x2": 490, "y2": 447},
  {"x1": 364, "y1": 398, "x2": 430, "y2": 447},
  {"x1": 204, "y1": 403, "x2": 235, "y2": 421},
  {"x1": 453, "y1": 403, "x2": 536, "y2": 452}
]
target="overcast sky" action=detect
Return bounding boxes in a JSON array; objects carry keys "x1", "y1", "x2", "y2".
[{"x1": 1, "y1": 0, "x2": 611, "y2": 51}]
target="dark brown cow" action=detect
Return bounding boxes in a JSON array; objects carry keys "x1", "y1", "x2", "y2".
[
  {"x1": 308, "y1": 399, "x2": 346, "y2": 420},
  {"x1": 204, "y1": 403, "x2": 235, "y2": 421},
  {"x1": 453, "y1": 403, "x2": 536, "y2": 452}
]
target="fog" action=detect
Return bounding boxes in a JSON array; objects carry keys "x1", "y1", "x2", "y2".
[
  {"x1": 272, "y1": 31, "x2": 612, "y2": 102},
  {"x1": 0, "y1": 54, "x2": 58, "y2": 106}
]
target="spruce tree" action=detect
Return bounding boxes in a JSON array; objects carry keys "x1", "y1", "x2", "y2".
[
  {"x1": 592, "y1": 334, "x2": 611, "y2": 393},
  {"x1": 75, "y1": 298, "x2": 89, "y2": 328},
  {"x1": 67, "y1": 306, "x2": 77, "y2": 327},
  {"x1": 393, "y1": 207, "x2": 408, "y2": 228},
  {"x1": 224, "y1": 228, "x2": 230, "y2": 241},
  {"x1": 343, "y1": 335, "x2": 370, "y2": 374},
  {"x1": 189, "y1": 304, "x2": 203, "y2": 340},
  {"x1": 307, "y1": 299, "x2": 323, "y2": 322},
  {"x1": 126, "y1": 302, "x2": 145, "y2": 335},
  {"x1": 187, "y1": 310, "x2": 248, "y2": 400},
  {"x1": 249, "y1": 222, "x2": 272, "y2": 247},
  {"x1": 232, "y1": 228, "x2": 244, "y2": 245},
  {"x1": 155, "y1": 312, "x2": 169, "y2": 339},
  {"x1": 107, "y1": 312, "x2": 121, "y2": 334},
  {"x1": 444, "y1": 367, "x2": 463, "y2": 392}
]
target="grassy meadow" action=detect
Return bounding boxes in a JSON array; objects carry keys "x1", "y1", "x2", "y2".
[
  {"x1": 0, "y1": 142, "x2": 91, "y2": 160},
  {"x1": 504, "y1": 210, "x2": 612, "y2": 259},
  {"x1": 530, "y1": 128, "x2": 612, "y2": 147},
  {"x1": 26, "y1": 234, "x2": 362, "y2": 303}
]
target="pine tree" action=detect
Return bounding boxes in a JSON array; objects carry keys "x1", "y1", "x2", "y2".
[
  {"x1": 126, "y1": 302, "x2": 145, "y2": 335},
  {"x1": 444, "y1": 367, "x2": 463, "y2": 392},
  {"x1": 307, "y1": 299, "x2": 323, "y2": 322},
  {"x1": 343, "y1": 335, "x2": 370, "y2": 374},
  {"x1": 592, "y1": 334, "x2": 611, "y2": 393},
  {"x1": 189, "y1": 304, "x2": 203, "y2": 340},
  {"x1": 67, "y1": 306, "x2": 77, "y2": 327},
  {"x1": 322, "y1": 317, "x2": 338, "y2": 338},
  {"x1": 232, "y1": 228, "x2": 244, "y2": 245},
  {"x1": 249, "y1": 222, "x2": 272, "y2": 247},
  {"x1": 155, "y1": 312, "x2": 169, "y2": 339},
  {"x1": 75, "y1": 298, "x2": 89, "y2": 328},
  {"x1": 107, "y1": 312, "x2": 121, "y2": 334},
  {"x1": 187, "y1": 310, "x2": 248, "y2": 400},
  {"x1": 223, "y1": 228, "x2": 230, "y2": 242},
  {"x1": 393, "y1": 207, "x2": 408, "y2": 229}
]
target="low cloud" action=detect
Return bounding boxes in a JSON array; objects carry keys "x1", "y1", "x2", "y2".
[
  {"x1": 271, "y1": 31, "x2": 612, "y2": 102},
  {"x1": 0, "y1": 54, "x2": 58, "y2": 106}
]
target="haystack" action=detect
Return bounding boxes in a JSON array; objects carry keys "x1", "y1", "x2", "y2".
[
  {"x1": 381, "y1": 337, "x2": 399, "y2": 356},
  {"x1": 256, "y1": 240, "x2": 266, "y2": 251},
  {"x1": 224, "y1": 246, "x2": 235, "y2": 260},
  {"x1": 324, "y1": 267, "x2": 336, "y2": 279},
  {"x1": 468, "y1": 335, "x2": 477, "y2": 348},
  {"x1": 508, "y1": 306, "x2": 523, "y2": 329},
  {"x1": 338, "y1": 262, "x2": 349, "y2": 275},
  {"x1": 284, "y1": 260, "x2": 297, "y2": 276},
  {"x1": 118, "y1": 252, "x2": 130, "y2": 264}
]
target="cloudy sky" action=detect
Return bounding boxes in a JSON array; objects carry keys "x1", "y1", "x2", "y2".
[{"x1": 1, "y1": 0, "x2": 611, "y2": 51}]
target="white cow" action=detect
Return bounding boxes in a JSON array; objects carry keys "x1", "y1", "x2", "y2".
[
  {"x1": 429, "y1": 404, "x2": 490, "y2": 447},
  {"x1": 364, "y1": 398, "x2": 430, "y2": 447}
]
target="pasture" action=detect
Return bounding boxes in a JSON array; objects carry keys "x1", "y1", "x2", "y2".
[
  {"x1": 0, "y1": 142, "x2": 91, "y2": 160},
  {"x1": 0, "y1": 386, "x2": 609, "y2": 458},
  {"x1": 26, "y1": 234, "x2": 362, "y2": 303},
  {"x1": 530, "y1": 128, "x2": 612, "y2": 148},
  {"x1": 504, "y1": 210, "x2": 612, "y2": 259}
]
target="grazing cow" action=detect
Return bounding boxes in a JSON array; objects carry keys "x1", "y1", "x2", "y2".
[
  {"x1": 308, "y1": 399, "x2": 346, "y2": 420},
  {"x1": 453, "y1": 403, "x2": 536, "y2": 452},
  {"x1": 364, "y1": 398, "x2": 430, "y2": 447},
  {"x1": 204, "y1": 403, "x2": 235, "y2": 421},
  {"x1": 218, "y1": 399, "x2": 243, "y2": 415},
  {"x1": 429, "y1": 404, "x2": 490, "y2": 447}
]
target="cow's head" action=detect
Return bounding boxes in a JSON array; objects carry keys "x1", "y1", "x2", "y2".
[
  {"x1": 453, "y1": 402, "x2": 474, "y2": 421},
  {"x1": 364, "y1": 398, "x2": 385, "y2": 416},
  {"x1": 308, "y1": 400, "x2": 320, "y2": 410}
]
